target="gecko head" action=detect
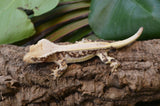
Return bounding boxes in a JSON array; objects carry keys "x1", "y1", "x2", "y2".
[{"x1": 23, "y1": 39, "x2": 56, "y2": 64}]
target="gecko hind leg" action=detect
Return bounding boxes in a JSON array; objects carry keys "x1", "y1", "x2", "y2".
[
  {"x1": 50, "y1": 59, "x2": 68, "y2": 79},
  {"x1": 96, "y1": 51, "x2": 120, "y2": 72}
]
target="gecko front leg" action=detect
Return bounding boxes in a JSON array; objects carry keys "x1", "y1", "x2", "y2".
[
  {"x1": 49, "y1": 52, "x2": 68, "y2": 79},
  {"x1": 51, "y1": 59, "x2": 67, "y2": 79},
  {"x1": 96, "y1": 50, "x2": 120, "y2": 72}
]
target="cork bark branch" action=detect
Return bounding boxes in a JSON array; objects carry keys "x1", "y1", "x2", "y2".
[{"x1": 0, "y1": 39, "x2": 160, "y2": 106}]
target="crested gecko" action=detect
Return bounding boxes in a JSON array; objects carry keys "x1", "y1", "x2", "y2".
[{"x1": 23, "y1": 27, "x2": 143, "y2": 79}]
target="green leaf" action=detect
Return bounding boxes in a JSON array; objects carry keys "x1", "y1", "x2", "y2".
[
  {"x1": 60, "y1": 0, "x2": 76, "y2": 1},
  {"x1": 21, "y1": 0, "x2": 59, "y2": 16},
  {"x1": 89, "y1": 0, "x2": 160, "y2": 40},
  {"x1": 46, "y1": 18, "x2": 88, "y2": 41},
  {"x1": 0, "y1": 0, "x2": 59, "y2": 44},
  {"x1": 62, "y1": 26, "x2": 92, "y2": 42},
  {"x1": 35, "y1": 9, "x2": 89, "y2": 37}
]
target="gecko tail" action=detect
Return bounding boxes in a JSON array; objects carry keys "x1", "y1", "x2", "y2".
[{"x1": 110, "y1": 27, "x2": 143, "y2": 49}]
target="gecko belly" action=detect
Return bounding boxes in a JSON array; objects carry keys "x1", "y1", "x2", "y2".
[{"x1": 66, "y1": 54, "x2": 95, "y2": 63}]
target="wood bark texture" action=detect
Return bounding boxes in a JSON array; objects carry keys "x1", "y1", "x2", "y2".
[{"x1": 0, "y1": 40, "x2": 160, "y2": 106}]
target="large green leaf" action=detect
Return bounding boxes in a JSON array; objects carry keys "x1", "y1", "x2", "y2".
[
  {"x1": 21, "y1": 0, "x2": 59, "y2": 16},
  {"x1": 0, "y1": 0, "x2": 59, "y2": 44},
  {"x1": 89, "y1": 0, "x2": 160, "y2": 40},
  {"x1": 46, "y1": 18, "x2": 89, "y2": 41}
]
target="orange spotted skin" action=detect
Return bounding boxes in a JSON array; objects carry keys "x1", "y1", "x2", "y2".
[{"x1": 23, "y1": 27, "x2": 143, "y2": 79}]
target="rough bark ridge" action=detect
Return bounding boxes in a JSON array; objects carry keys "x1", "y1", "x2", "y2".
[{"x1": 0, "y1": 40, "x2": 160, "y2": 106}]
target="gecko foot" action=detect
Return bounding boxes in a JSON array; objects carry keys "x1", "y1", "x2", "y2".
[
  {"x1": 96, "y1": 51, "x2": 121, "y2": 73},
  {"x1": 50, "y1": 69, "x2": 60, "y2": 80},
  {"x1": 50, "y1": 68, "x2": 66, "y2": 80},
  {"x1": 110, "y1": 61, "x2": 120, "y2": 72}
]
